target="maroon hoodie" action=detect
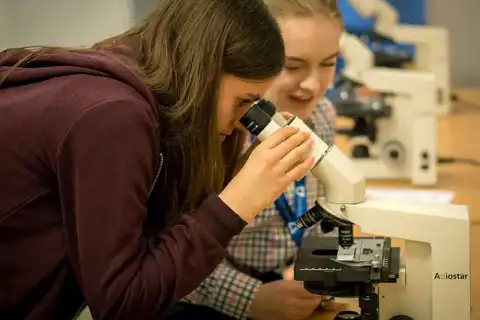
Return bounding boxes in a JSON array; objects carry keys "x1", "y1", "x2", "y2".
[{"x1": 0, "y1": 47, "x2": 247, "y2": 319}]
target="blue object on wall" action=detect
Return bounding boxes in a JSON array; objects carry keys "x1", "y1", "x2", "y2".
[
  {"x1": 339, "y1": 0, "x2": 426, "y2": 30},
  {"x1": 388, "y1": 0, "x2": 426, "y2": 25},
  {"x1": 335, "y1": 0, "x2": 426, "y2": 77},
  {"x1": 338, "y1": 0, "x2": 374, "y2": 33}
]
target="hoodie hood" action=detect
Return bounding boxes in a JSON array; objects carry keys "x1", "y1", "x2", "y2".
[{"x1": 0, "y1": 44, "x2": 156, "y2": 106}]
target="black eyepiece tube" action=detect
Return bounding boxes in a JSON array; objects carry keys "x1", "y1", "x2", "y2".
[{"x1": 240, "y1": 100, "x2": 273, "y2": 136}]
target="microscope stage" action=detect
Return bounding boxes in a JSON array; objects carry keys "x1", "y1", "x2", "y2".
[
  {"x1": 333, "y1": 98, "x2": 392, "y2": 119},
  {"x1": 294, "y1": 236, "x2": 400, "y2": 297}
]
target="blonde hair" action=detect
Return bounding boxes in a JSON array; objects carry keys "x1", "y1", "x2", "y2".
[{"x1": 263, "y1": 0, "x2": 343, "y2": 26}]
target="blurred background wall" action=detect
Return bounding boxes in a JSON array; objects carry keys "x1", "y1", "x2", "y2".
[{"x1": 1, "y1": 0, "x2": 478, "y2": 86}]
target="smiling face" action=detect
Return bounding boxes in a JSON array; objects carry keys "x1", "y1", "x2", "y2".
[
  {"x1": 266, "y1": 15, "x2": 342, "y2": 120},
  {"x1": 216, "y1": 74, "x2": 275, "y2": 141}
]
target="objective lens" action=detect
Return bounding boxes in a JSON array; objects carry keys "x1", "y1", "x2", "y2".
[
  {"x1": 339, "y1": 225, "x2": 354, "y2": 248},
  {"x1": 296, "y1": 203, "x2": 325, "y2": 229},
  {"x1": 240, "y1": 100, "x2": 272, "y2": 136},
  {"x1": 320, "y1": 219, "x2": 335, "y2": 234}
]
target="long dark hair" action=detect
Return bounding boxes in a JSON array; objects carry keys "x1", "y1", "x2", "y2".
[
  {"x1": 100, "y1": 0, "x2": 286, "y2": 224},
  {"x1": 0, "y1": 0, "x2": 286, "y2": 227}
]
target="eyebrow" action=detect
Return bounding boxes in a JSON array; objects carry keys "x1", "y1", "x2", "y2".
[
  {"x1": 321, "y1": 51, "x2": 340, "y2": 62},
  {"x1": 286, "y1": 51, "x2": 340, "y2": 64},
  {"x1": 286, "y1": 56, "x2": 307, "y2": 63}
]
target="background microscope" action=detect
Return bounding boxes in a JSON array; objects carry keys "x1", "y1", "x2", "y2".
[
  {"x1": 326, "y1": 31, "x2": 438, "y2": 186},
  {"x1": 240, "y1": 99, "x2": 470, "y2": 320},
  {"x1": 342, "y1": 0, "x2": 451, "y2": 115}
]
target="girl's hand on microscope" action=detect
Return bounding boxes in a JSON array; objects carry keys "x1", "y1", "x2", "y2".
[{"x1": 219, "y1": 126, "x2": 315, "y2": 223}]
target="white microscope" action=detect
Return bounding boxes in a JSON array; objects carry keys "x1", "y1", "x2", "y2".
[
  {"x1": 333, "y1": 32, "x2": 438, "y2": 186},
  {"x1": 240, "y1": 100, "x2": 471, "y2": 320},
  {"x1": 347, "y1": 0, "x2": 452, "y2": 115}
]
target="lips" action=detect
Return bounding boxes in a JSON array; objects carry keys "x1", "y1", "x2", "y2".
[
  {"x1": 290, "y1": 95, "x2": 314, "y2": 105},
  {"x1": 292, "y1": 95, "x2": 313, "y2": 101}
]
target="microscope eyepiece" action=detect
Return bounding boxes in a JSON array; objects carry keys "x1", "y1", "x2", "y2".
[
  {"x1": 240, "y1": 100, "x2": 274, "y2": 136},
  {"x1": 256, "y1": 99, "x2": 276, "y2": 117}
]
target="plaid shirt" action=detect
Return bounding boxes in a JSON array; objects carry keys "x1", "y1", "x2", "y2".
[{"x1": 182, "y1": 101, "x2": 336, "y2": 319}]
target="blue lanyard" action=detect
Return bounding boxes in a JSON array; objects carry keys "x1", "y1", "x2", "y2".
[
  {"x1": 274, "y1": 178, "x2": 307, "y2": 247},
  {"x1": 250, "y1": 135, "x2": 307, "y2": 247}
]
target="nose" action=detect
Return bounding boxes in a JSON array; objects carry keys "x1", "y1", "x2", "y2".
[{"x1": 300, "y1": 71, "x2": 322, "y2": 93}]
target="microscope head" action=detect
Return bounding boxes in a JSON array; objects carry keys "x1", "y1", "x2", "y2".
[
  {"x1": 339, "y1": 32, "x2": 375, "y2": 86},
  {"x1": 240, "y1": 99, "x2": 366, "y2": 206},
  {"x1": 240, "y1": 98, "x2": 371, "y2": 258}
]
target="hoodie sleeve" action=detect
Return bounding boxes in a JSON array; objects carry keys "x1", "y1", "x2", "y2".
[{"x1": 56, "y1": 97, "x2": 247, "y2": 319}]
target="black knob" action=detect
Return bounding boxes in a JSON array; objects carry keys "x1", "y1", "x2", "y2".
[
  {"x1": 389, "y1": 150, "x2": 399, "y2": 159},
  {"x1": 335, "y1": 311, "x2": 361, "y2": 320}
]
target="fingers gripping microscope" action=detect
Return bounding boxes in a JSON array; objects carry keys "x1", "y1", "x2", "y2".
[
  {"x1": 240, "y1": 100, "x2": 471, "y2": 320},
  {"x1": 347, "y1": 0, "x2": 451, "y2": 115},
  {"x1": 332, "y1": 31, "x2": 438, "y2": 186}
]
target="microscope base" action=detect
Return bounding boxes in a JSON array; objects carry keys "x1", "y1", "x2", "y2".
[{"x1": 334, "y1": 309, "x2": 414, "y2": 320}]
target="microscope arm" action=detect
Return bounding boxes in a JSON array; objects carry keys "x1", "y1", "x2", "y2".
[
  {"x1": 316, "y1": 195, "x2": 469, "y2": 242},
  {"x1": 339, "y1": 32, "x2": 375, "y2": 84},
  {"x1": 347, "y1": 0, "x2": 399, "y2": 39}
]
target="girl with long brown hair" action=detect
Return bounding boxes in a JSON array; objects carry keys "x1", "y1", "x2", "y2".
[{"x1": 0, "y1": 0, "x2": 316, "y2": 319}]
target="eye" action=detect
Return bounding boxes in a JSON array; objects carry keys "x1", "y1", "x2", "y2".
[
  {"x1": 236, "y1": 99, "x2": 253, "y2": 108},
  {"x1": 285, "y1": 65, "x2": 301, "y2": 71},
  {"x1": 320, "y1": 60, "x2": 337, "y2": 68}
]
